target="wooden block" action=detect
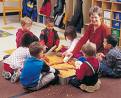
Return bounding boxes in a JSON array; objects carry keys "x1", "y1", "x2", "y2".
[{"x1": 45, "y1": 53, "x2": 76, "y2": 85}]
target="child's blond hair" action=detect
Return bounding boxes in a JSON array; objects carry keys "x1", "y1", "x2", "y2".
[
  {"x1": 20, "y1": 17, "x2": 32, "y2": 27},
  {"x1": 82, "y1": 42, "x2": 96, "y2": 56}
]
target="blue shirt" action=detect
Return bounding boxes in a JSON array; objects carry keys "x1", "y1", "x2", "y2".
[{"x1": 20, "y1": 56, "x2": 44, "y2": 87}]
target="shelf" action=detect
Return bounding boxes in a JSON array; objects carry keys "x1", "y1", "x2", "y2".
[
  {"x1": 112, "y1": 19, "x2": 121, "y2": 22},
  {"x1": 94, "y1": 1, "x2": 102, "y2": 7},
  {"x1": 112, "y1": 2, "x2": 121, "y2": 4},
  {"x1": 92, "y1": 0, "x2": 121, "y2": 46},
  {"x1": 111, "y1": 27, "x2": 120, "y2": 31},
  {"x1": 103, "y1": 9, "x2": 111, "y2": 11},
  {"x1": 103, "y1": 1, "x2": 112, "y2": 10},
  {"x1": 112, "y1": 10, "x2": 121, "y2": 13}
]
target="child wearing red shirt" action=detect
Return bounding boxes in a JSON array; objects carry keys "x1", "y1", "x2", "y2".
[
  {"x1": 16, "y1": 16, "x2": 38, "y2": 48},
  {"x1": 69, "y1": 42, "x2": 101, "y2": 92},
  {"x1": 39, "y1": 17, "x2": 60, "y2": 52}
]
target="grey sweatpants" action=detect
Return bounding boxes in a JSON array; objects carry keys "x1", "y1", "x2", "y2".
[{"x1": 27, "y1": 73, "x2": 55, "y2": 91}]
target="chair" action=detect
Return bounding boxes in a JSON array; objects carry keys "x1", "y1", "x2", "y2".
[{"x1": 2, "y1": 0, "x2": 22, "y2": 24}]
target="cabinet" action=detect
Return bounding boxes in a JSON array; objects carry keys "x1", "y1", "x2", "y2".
[{"x1": 92, "y1": 0, "x2": 121, "y2": 46}]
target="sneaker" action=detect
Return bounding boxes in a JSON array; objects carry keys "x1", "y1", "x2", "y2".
[
  {"x1": 11, "y1": 71, "x2": 21, "y2": 83},
  {"x1": 2, "y1": 71, "x2": 12, "y2": 80}
]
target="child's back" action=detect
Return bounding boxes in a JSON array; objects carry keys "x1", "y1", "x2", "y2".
[
  {"x1": 20, "y1": 42, "x2": 60, "y2": 91},
  {"x1": 69, "y1": 42, "x2": 101, "y2": 92}
]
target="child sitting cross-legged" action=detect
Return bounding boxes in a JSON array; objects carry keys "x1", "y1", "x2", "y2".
[
  {"x1": 20, "y1": 42, "x2": 60, "y2": 91},
  {"x1": 69, "y1": 42, "x2": 101, "y2": 93},
  {"x1": 2, "y1": 33, "x2": 39, "y2": 83},
  {"x1": 39, "y1": 17, "x2": 60, "y2": 53},
  {"x1": 97, "y1": 35, "x2": 121, "y2": 78}
]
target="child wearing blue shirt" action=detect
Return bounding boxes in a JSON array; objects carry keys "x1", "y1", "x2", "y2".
[{"x1": 20, "y1": 42, "x2": 59, "y2": 91}]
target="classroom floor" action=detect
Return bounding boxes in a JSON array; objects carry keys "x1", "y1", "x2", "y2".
[
  {"x1": 0, "y1": 15, "x2": 121, "y2": 98},
  {"x1": 0, "y1": 15, "x2": 69, "y2": 60}
]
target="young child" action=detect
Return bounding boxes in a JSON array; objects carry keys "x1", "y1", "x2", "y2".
[
  {"x1": 97, "y1": 35, "x2": 121, "y2": 78},
  {"x1": 61, "y1": 26, "x2": 83, "y2": 59},
  {"x1": 39, "y1": 17, "x2": 60, "y2": 52},
  {"x1": 16, "y1": 16, "x2": 38, "y2": 48},
  {"x1": 69, "y1": 42, "x2": 101, "y2": 93},
  {"x1": 20, "y1": 42, "x2": 60, "y2": 91},
  {"x1": 2, "y1": 33, "x2": 39, "y2": 83}
]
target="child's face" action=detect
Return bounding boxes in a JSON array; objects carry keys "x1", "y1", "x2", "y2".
[
  {"x1": 103, "y1": 38, "x2": 111, "y2": 49},
  {"x1": 90, "y1": 13, "x2": 101, "y2": 26},
  {"x1": 46, "y1": 23, "x2": 54, "y2": 30},
  {"x1": 22, "y1": 24, "x2": 32, "y2": 31},
  {"x1": 66, "y1": 35, "x2": 73, "y2": 41}
]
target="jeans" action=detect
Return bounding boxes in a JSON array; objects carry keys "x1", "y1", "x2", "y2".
[
  {"x1": 100, "y1": 62, "x2": 117, "y2": 77},
  {"x1": 69, "y1": 76, "x2": 81, "y2": 88}
]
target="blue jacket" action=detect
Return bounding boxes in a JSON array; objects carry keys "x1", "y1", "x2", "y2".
[
  {"x1": 20, "y1": 56, "x2": 49, "y2": 87},
  {"x1": 22, "y1": 0, "x2": 37, "y2": 21}
]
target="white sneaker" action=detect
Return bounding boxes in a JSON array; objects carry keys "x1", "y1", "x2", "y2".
[
  {"x1": 11, "y1": 71, "x2": 21, "y2": 83},
  {"x1": 2, "y1": 71, "x2": 12, "y2": 80}
]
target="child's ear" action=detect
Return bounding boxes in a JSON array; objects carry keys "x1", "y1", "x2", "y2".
[{"x1": 108, "y1": 44, "x2": 112, "y2": 48}]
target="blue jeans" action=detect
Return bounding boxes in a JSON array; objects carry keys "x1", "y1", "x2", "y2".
[
  {"x1": 69, "y1": 76, "x2": 82, "y2": 88},
  {"x1": 100, "y1": 62, "x2": 117, "y2": 77}
]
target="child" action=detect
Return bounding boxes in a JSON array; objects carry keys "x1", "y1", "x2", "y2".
[
  {"x1": 39, "y1": 17, "x2": 60, "y2": 52},
  {"x1": 97, "y1": 35, "x2": 121, "y2": 78},
  {"x1": 16, "y1": 16, "x2": 38, "y2": 48},
  {"x1": 61, "y1": 26, "x2": 83, "y2": 59},
  {"x1": 2, "y1": 33, "x2": 39, "y2": 83},
  {"x1": 20, "y1": 42, "x2": 60, "y2": 91},
  {"x1": 69, "y1": 42, "x2": 101, "y2": 93}
]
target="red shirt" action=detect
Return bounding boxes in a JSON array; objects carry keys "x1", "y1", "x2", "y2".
[
  {"x1": 39, "y1": 0, "x2": 51, "y2": 17},
  {"x1": 72, "y1": 23, "x2": 111, "y2": 55},
  {"x1": 16, "y1": 29, "x2": 33, "y2": 48},
  {"x1": 76, "y1": 57, "x2": 99, "y2": 80},
  {"x1": 39, "y1": 28, "x2": 60, "y2": 49}
]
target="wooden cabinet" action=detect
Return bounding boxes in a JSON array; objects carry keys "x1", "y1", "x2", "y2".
[{"x1": 92, "y1": 0, "x2": 121, "y2": 46}]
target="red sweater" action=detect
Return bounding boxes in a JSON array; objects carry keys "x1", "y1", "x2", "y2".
[
  {"x1": 39, "y1": 0, "x2": 51, "y2": 17},
  {"x1": 39, "y1": 28, "x2": 60, "y2": 50},
  {"x1": 72, "y1": 23, "x2": 111, "y2": 55},
  {"x1": 16, "y1": 29, "x2": 34, "y2": 48},
  {"x1": 76, "y1": 57, "x2": 99, "y2": 80}
]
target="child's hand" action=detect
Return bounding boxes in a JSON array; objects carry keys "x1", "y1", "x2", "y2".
[
  {"x1": 62, "y1": 51, "x2": 67, "y2": 57},
  {"x1": 41, "y1": 55, "x2": 50, "y2": 63},
  {"x1": 75, "y1": 61, "x2": 83, "y2": 69},
  {"x1": 54, "y1": 69, "x2": 60, "y2": 75},
  {"x1": 46, "y1": 45, "x2": 57, "y2": 54},
  {"x1": 96, "y1": 53, "x2": 105, "y2": 61},
  {"x1": 55, "y1": 45, "x2": 64, "y2": 52},
  {"x1": 63, "y1": 52, "x2": 73, "y2": 62}
]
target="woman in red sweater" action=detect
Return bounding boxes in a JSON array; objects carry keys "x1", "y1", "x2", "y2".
[{"x1": 65, "y1": 6, "x2": 111, "y2": 59}]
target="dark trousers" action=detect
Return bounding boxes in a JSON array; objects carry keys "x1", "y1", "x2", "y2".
[{"x1": 69, "y1": 76, "x2": 81, "y2": 88}]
